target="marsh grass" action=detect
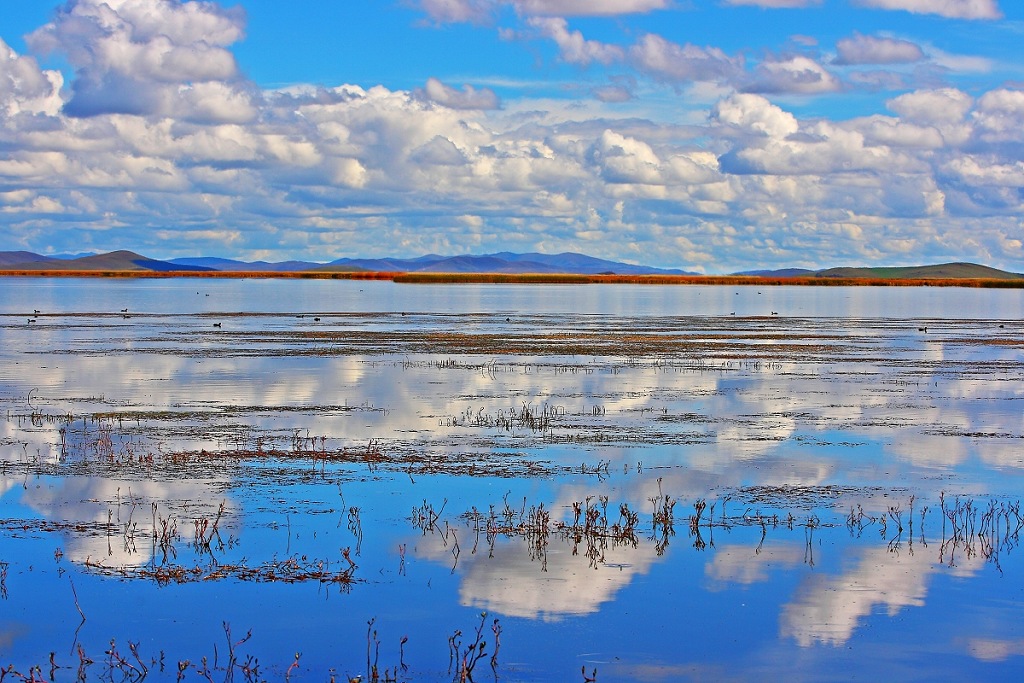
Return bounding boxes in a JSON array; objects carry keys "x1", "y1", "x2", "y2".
[
  {"x1": 1, "y1": 615, "x2": 501, "y2": 683},
  {"x1": 410, "y1": 489, "x2": 1024, "y2": 577},
  {"x1": 448, "y1": 612, "x2": 500, "y2": 683}
]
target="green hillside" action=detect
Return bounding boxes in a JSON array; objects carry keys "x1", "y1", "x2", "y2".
[{"x1": 815, "y1": 262, "x2": 1024, "y2": 280}]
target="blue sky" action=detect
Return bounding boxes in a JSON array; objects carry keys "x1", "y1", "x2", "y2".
[{"x1": 2, "y1": 0, "x2": 1023, "y2": 271}]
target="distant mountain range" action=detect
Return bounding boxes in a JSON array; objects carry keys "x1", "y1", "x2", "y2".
[
  {"x1": 1, "y1": 250, "x2": 1022, "y2": 280},
  {"x1": 0, "y1": 250, "x2": 214, "y2": 272},
  {"x1": 0, "y1": 250, "x2": 694, "y2": 275},
  {"x1": 169, "y1": 251, "x2": 699, "y2": 275}
]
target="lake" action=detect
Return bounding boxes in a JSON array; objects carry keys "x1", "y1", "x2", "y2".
[{"x1": 1, "y1": 277, "x2": 1023, "y2": 681}]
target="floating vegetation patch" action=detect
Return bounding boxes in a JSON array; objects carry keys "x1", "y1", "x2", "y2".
[
  {"x1": 728, "y1": 485, "x2": 899, "y2": 510},
  {"x1": 85, "y1": 554, "x2": 360, "y2": 587},
  {"x1": 924, "y1": 428, "x2": 1024, "y2": 439},
  {"x1": 0, "y1": 519, "x2": 110, "y2": 537}
]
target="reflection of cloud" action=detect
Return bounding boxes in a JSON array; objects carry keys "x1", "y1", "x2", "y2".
[
  {"x1": 888, "y1": 431, "x2": 970, "y2": 468},
  {"x1": 967, "y1": 638, "x2": 1024, "y2": 662},
  {"x1": 6, "y1": 313, "x2": 1024, "y2": 498},
  {"x1": 0, "y1": 352, "x2": 378, "y2": 453},
  {"x1": 715, "y1": 417, "x2": 795, "y2": 459},
  {"x1": 0, "y1": 476, "x2": 17, "y2": 499},
  {"x1": 1, "y1": 354, "x2": 368, "y2": 414},
  {"x1": 459, "y1": 540, "x2": 659, "y2": 620},
  {"x1": 20, "y1": 476, "x2": 232, "y2": 567},
  {"x1": 781, "y1": 546, "x2": 981, "y2": 646},
  {"x1": 412, "y1": 481, "x2": 667, "y2": 620},
  {"x1": 705, "y1": 543, "x2": 804, "y2": 587},
  {"x1": 1, "y1": 418, "x2": 24, "y2": 444},
  {"x1": 977, "y1": 442, "x2": 1024, "y2": 469}
]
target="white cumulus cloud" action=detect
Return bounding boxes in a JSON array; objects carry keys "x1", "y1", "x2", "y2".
[
  {"x1": 419, "y1": 0, "x2": 495, "y2": 23},
  {"x1": 416, "y1": 77, "x2": 501, "y2": 110},
  {"x1": 834, "y1": 33, "x2": 926, "y2": 65},
  {"x1": 745, "y1": 55, "x2": 842, "y2": 94},
  {"x1": 513, "y1": 0, "x2": 669, "y2": 15},
  {"x1": 528, "y1": 17, "x2": 624, "y2": 65},
  {"x1": 0, "y1": 38, "x2": 64, "y2": 117},
  {"x1": 887, "y1": 88, "x2": 974, "y2": 125},
  {"x1": 723, "y1": 0, "x2": 822, "y2": 6},
  {"x1": 629, "y1": 34, "x2": 741, "y2": 84},
  {"x1": 589, "y1": 129, "x2": 663, "y2": 184},
  {"x1": 417, "y1": 0, "x2": 667, "y2": 22},
  {"x1": 854, "y1": 0, "x2": 1002, "y2": 20},
  {"x1": 711, "y1": 93, "x2": 800, "y2": 138},
  {"x1": 972, "y1": 89, "x2": 1024, "y2": 141},
  {"x1": 26, "y1": 0, "x2": 248, "y2": 119}
]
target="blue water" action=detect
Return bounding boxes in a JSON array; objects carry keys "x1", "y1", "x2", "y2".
[
  {"x1": 1, "y1": 278, "x2": 1023, "y2": 681},
  {"x1": 1, "y1": 275, "x2": 1022, "y2": 318}
]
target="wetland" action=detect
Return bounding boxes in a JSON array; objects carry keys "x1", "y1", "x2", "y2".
[{"x1": 1, "y1": 277, "x2": 1023, "y2": 681}]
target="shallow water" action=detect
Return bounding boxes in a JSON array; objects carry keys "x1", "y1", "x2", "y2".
[{"x1": 1, "y1": 278, "x2": 1023, "y2": 681}]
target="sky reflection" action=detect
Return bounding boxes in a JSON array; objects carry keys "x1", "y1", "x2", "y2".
[
  {"x1": 1, "y1": 281, "x2": 1023, "y2": 680},
  {"x1": 781, "y1": 545, "x2": 982, "y2": 647}
]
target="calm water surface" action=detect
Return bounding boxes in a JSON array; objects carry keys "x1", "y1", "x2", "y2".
[{"x1": 1, "y1": 278, "x2": 1023, "y2": 681}]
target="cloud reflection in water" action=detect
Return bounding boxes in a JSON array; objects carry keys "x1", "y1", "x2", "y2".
[{"x1": 781, "y1": 546, "x2": 982, "y2": 647}]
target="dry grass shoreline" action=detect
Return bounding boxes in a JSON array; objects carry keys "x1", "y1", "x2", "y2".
[{"x1": 1, "y1": 268, "x2": 1024, "y2": 287}]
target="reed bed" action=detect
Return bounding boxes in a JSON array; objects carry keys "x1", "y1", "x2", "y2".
[{"x1": 411, "y1": 489, "x2": 1024, "y2": 574}]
